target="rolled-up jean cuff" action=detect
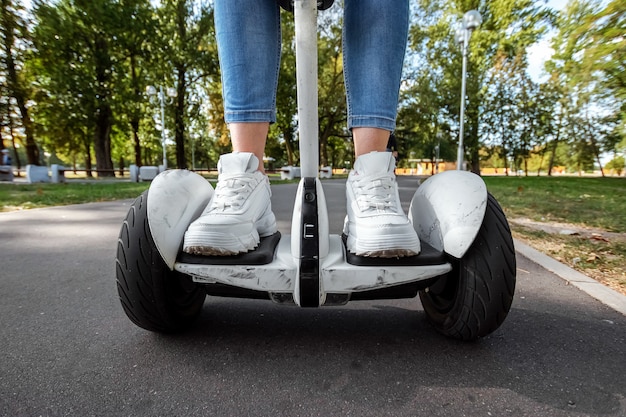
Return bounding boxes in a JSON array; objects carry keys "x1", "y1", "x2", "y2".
[
  {"x1": 224, "y1": 110, "x2": 277, "y2": 124},
  {"x1": 348, "y1": 115, "x2": 396, "y2": 132}
]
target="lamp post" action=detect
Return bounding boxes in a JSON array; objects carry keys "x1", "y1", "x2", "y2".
[
  {"x1": 146, "y1": 85, "x2": 176, "y2": 170},
  {"x1": 455, "y1": 10, "x2": 482, "y2": 170}
]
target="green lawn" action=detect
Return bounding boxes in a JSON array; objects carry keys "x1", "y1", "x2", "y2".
[
  {"x1": 0, "y1": 182, "x2": 151, "y2": 211},
  {"x1": 483, "y1": 176, "x2": 626, "y2": 232}
]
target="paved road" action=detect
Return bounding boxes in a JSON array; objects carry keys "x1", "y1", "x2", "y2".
[{"x1": 1, "y1": 178, "x2": 625, "y2": 417}]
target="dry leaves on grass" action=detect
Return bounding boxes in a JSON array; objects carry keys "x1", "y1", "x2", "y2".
[{"x1": 511, "y1": 224, "x2": 626, "y2": 296}]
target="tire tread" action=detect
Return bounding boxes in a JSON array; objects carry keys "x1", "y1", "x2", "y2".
[
  {"x1": 420, "y1": 193, "x2": 516, "y2": 340},
  {"x1": 115, "y1": 192, "x2": 205, "y2": 333}
]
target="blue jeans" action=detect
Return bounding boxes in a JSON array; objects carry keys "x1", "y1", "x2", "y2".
[{"x1": 215, "y1": 0, "x2": 409, "y2": 132}]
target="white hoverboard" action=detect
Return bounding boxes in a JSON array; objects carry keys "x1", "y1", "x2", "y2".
[{"x1": 115, "y1": 0, "x2": 516, "y2": 341}]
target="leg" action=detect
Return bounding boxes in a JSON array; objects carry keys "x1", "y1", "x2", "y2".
[
  {"x1": 342, "y1": 0, "x2": 420, "y2": 257},
  {"x1": 343, "y1": 0, "x2": 409, "y2": 135},
  {"x1": 217, "y1": 0, "x2": 281, "y2": 171},
  {"x1": 215, "y1": 0, "x2": 281, "y2": 126},
  {"x1": 352, "y1": 127, "x2": 390, "y2": 157},
  {"x1": 183, "y1": 0, "x2": 280, "y2": 256},
  {"x1": 345, "y1": 0, "x2": 409, "y2": 160},
  {"x1": 230, "y1": 122, "x2": 270, "y2": 172}
]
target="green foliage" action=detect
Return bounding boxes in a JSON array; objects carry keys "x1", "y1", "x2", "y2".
[
  {"x1": 30, "y1": 0, "x2": 148, "y2": 175},
  {"x1": 605, "y1": 155, "x2": 625, "y2": 175},
  {"x1": 404, "y1": 0, "x2": 554, "y2": 172},
  {"x1": 151, "y1": 0, "x2": 217, "y2": 169},
  {"x1": 544, "y1": 0, "x2": 624, "y2": 176},
  {"x1": 1, "y1": 0, "x2": 39, "y2": 165},
  {"x1": 0, "y1": 0, "x2": 623, "y2": 174}
]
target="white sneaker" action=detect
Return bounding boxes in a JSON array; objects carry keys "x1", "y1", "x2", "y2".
[
  {"x1": 183, "y1": 152, "x2": 277, "y2": 256},
  {"x1": 344, "y1": 151, "x2": 420, "y2": 257}
]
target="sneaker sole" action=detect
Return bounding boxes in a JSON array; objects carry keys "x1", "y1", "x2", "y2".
[
  {"x1": 346, "y1": 231, "x2": 421, "y2": 258},
  {"x1": 183, "y1": 230, "x2": 260, "y2": 256}
]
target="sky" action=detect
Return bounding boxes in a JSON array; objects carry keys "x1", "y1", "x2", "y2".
[{"x1": 526, "y1": 0, "x2": 570, "y2": 82}]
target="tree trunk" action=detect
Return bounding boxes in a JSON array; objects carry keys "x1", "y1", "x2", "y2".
[
  {"x1": 1, "y1": 8, "x2": 39, "y2": 165},
  {"x1": 501, "y1": 138, "x2": 510, "y2": 176},
  {"x1": 175, "y1": 65, "x2": 187, "y2": 169},
  {"x1": 82, "y1": 130, "x2": 93, "y2": 178},
  {"x1": 129, "y1": 54, "x2": 142, "y2": 167},
  {"x1": 524, "y1": 157, "x2": 528, "y2": 176},
  {"x1": 7, "y1": 108, "x2": 21, "y2": 175},
  {"x1": 284, "y1": 128, "x2": 296, "y2": 166},
  {"x1": 174, "y1": 0, "x2": 188, "y2": 169},
  {"x1": 93, "y1": 102, "x2": 114, "y2": 176},
  {"x1": 548, "y1": 114, "x2": 563, "y2": 176},
  {"x1": 319, "y1": 117, "x2": 335, "y2": 167},
  {"x1": 466, "y1": 118, "x2": 480, "y2": 174},
  {"x1": 547, "y1": 136, "x2": 559, "y2": 176},
  {"x1": 587, "y1": 125, "x2": 605, "y2": 177},
  {"x1": 130, "y1": 119, "x2": 141, "y2": 167},
  {"x1": 92, "y1": 32, "x2": 114, "y2": 176}
]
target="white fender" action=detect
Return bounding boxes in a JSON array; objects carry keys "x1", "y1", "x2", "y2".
[
  {"x1": 147, "y1": 170, "x2": 213, "y2": 269},
  {"x1": 409, "y1": 170, "x2": 487, "y2": 259}
]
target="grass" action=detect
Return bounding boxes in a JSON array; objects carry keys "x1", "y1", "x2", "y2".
[
  {"x1": 0, "y1": 182, "x2": 151, "y2": 211},
  {"x1": 2, "y1": 174, "x2": 625, "y2": 294},
  {"x1": 483, "y1": 176, "x2": 626, "y2": 232},
  {"x1": 483, "y1": 175, "x2": 626, "y2": 294}
]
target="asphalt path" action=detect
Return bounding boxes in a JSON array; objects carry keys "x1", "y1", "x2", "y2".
[{"x1": 1, "y1": 177, "x2": 625, "y2": 417}]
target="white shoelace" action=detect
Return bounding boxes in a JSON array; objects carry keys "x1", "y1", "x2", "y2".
[
  {"x1": 352, "y1": 175, "x2": 398, "y2": 213},
  {"x1": 209, "y1": 173, "x2": 260, "y2": 212}
]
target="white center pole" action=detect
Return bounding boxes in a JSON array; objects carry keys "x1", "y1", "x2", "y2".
[{"x1": 294, "y1": 0, "x2": 319, "y2": 178}]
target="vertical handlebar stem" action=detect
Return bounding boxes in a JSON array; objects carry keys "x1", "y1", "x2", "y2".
[{"x1": 294, "y1": 0, "x2": 319, "y2": 177}]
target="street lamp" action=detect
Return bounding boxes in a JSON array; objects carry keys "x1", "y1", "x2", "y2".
[
  {"x1": 146, "y1": 85, "x2": 176, "y2": 169},
  {"x1": 455, "y1": 10, "x2": 482, "y2": 170}
]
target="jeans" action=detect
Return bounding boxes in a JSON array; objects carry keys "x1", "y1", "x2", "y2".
[{"x1": 214, "y1": 0, "x2": 409, "y2": 132}]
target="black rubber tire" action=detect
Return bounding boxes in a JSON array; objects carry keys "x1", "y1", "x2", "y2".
[
  {"x1": 419, "y1": 193, "x2": 516, "y2": 341},
  {"x1": 115, "y1": 191, "x2": 206, "y2": 333}
]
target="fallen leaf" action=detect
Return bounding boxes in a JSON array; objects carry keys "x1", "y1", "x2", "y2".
[
  {"x1": 586, "y1": 253, "x2": 601, "y2": 262},
  {"x1": 590, "y1": 233, "x2": 610, "y2": 243}
]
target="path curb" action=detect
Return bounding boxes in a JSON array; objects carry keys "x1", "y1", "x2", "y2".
[{"x1": 515, "y1": 239, "x2": 626, "y2": 316}]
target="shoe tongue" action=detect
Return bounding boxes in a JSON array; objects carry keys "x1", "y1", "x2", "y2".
[
  {"x1": 218, "y1": 152, "x2": 259, "y2": 175},
  {"x1": 353, "y1": 151, "x2": 395, "y2": 176}
]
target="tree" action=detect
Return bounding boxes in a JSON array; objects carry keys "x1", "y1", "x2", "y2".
[
  {"x1": 317, "y1": 9, "x2": 348, "y2": 167},
  {"x1": 271, "y1": 12, "x2": 298, "y2": 166},
  {"x1": 1, "y1": 0, "x2": 39, "y2": 165},
  {"x1": 577, "y1": 0, "x2": 625, "y2": 145},
  {"x1": 152, "y1": 0, "x2": 216, "y2": 169},
  {"x1": 113, "y1": 0, "x2": 155, "y2": 168},
  {"x1": 405, "y1": 0, "x2": 553, "y2": 173},
  {"x1": 32, "y1": 0, "x2": 124, "y2": 176},
  {"x1": 546, "y1": 0, "x2": 626, "y2": 175},
  {"x1": 482, "y1": 51, "x2": 523, "y2": 174}
]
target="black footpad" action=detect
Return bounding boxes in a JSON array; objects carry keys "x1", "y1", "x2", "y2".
[
  {"x1": 178, "y1": 232, "x2": 281, "y2": 266},
  {"x1": 342, "y1": 235, "x2": 446, "y2": 267}
]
